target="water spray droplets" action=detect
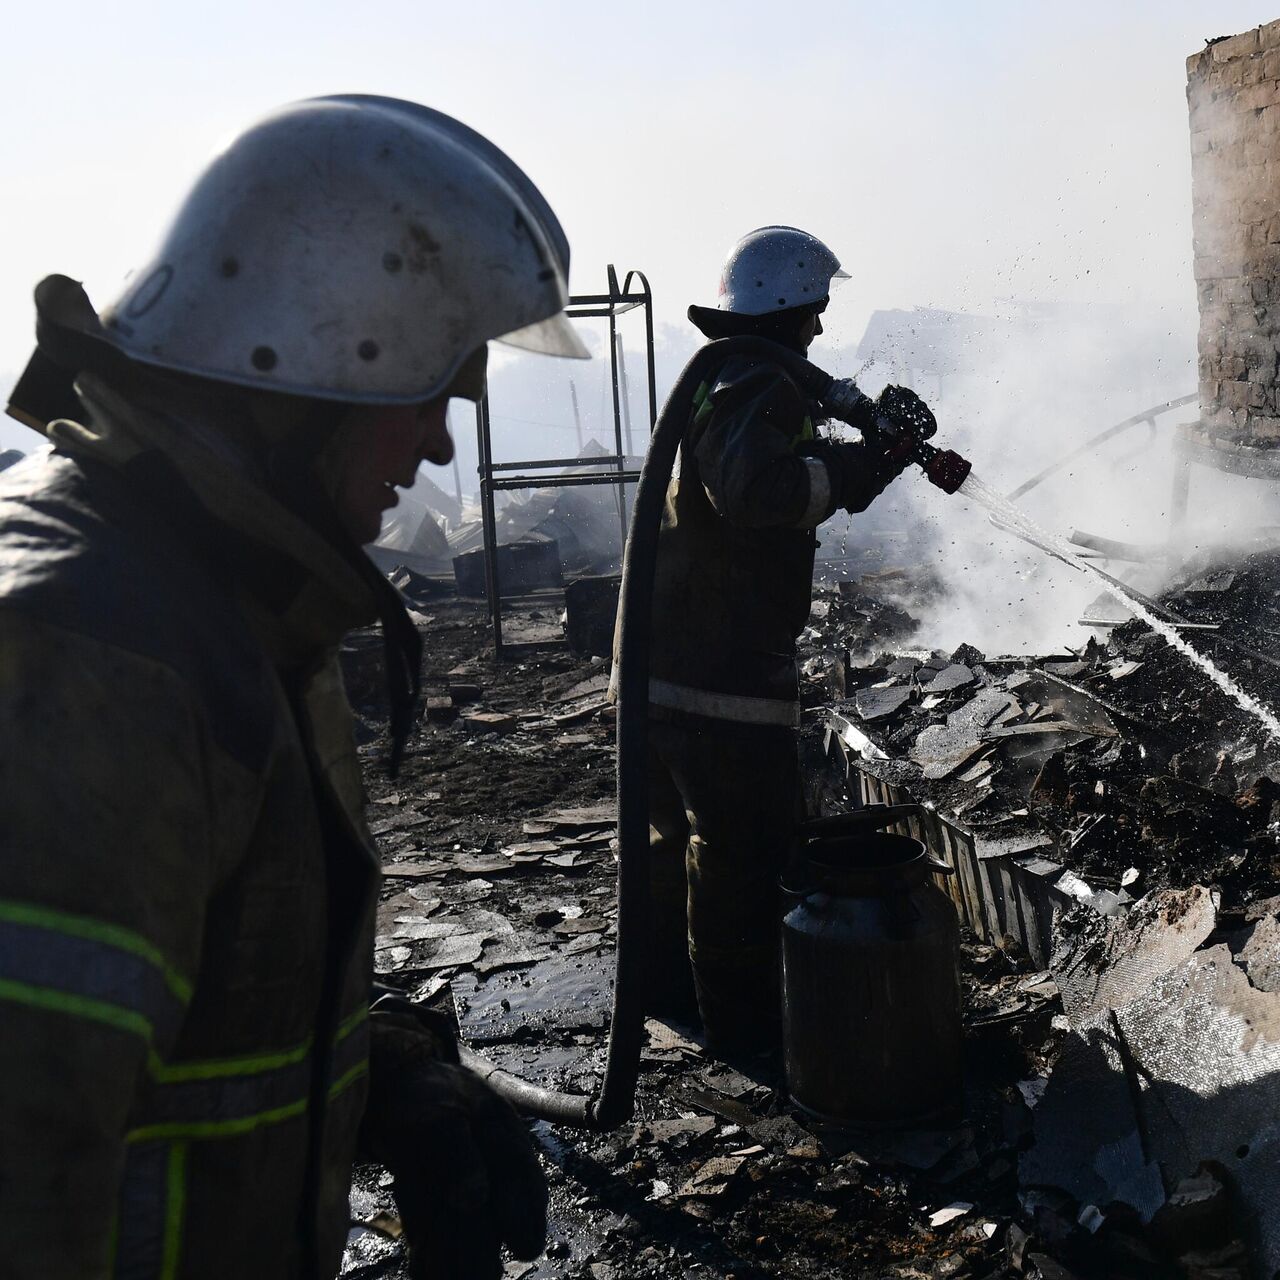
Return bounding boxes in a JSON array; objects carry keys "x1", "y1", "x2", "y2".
[{"x1": 958, "y1": 472, "x2": 1280, "y2": 743}]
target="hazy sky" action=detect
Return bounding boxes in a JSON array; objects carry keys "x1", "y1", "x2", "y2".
[{"x1": 2, "y1": 0, "x2": 1277, "y2": 457}]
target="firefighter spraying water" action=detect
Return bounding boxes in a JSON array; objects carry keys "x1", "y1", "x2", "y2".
[{"x1": 627, "y1": 225, "x2": 978, "y2": 1058}]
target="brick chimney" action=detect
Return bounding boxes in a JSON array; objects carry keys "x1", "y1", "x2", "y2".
[{"x1": 1189, "y1": 23, "x2": 1280, "y2": 445}]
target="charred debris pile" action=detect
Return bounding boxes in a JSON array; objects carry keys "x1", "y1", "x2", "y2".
[
  {"x1": 342, "y1": 598, "x2": 1082, "y2": 1280},
  {"x1": 802, "y1": 547, "x2": 1280, "y2": 1276},
  {"x1": 810, "y1": 550, "x2": 1280, "y2": 906},
  {"x1": 335, "y1": 550, "x2": 1280, "y2": 1278}
]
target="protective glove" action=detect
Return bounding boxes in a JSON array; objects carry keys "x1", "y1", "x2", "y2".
[
  {"x1": 875, "y1": 384, "x2": 937, "y2": 442},
  {"x1": 821, "y1": 377, "x2": 875, "y2": 428},
  {"x1": 360, "y1": 998, "x2": 548, "y2": 1280},
  {"x1": 823, "y1": 440, "x2": 909, "y2": 514}
]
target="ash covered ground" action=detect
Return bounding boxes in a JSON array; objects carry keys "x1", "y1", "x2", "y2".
[
  {"x1": 339, "y1": 544, "x2": 1280, "y2": 1279},
  {"x1": 340, "y1": 593, "x2": 1070, "y2": 1280}
]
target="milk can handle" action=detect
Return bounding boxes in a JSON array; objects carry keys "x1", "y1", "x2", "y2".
[
  {"x1": 799, "y1": 803, "x2": 922, "y2": 838},
  {"x1": 797, "y1": 805, "x2": 957, "y2": 878}
]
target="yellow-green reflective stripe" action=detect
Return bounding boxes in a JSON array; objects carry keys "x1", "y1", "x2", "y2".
[
  {"x1": 692, "y1": 380, "x2": 714, "y2": 426},
  {"x1": 148, "y1": 1038, "x2": 312, "y2": 1082},
  {"x1": 127, "y1": 1061, "x2": 367, "y2": 1144},
  {"x1": 126, "y1": 1096, "x2": 309, "y2": 1144},
  {"x1": 0, "y1": 899, "x2": 191, "y2": 1004},
  {"x1": 144, "y1": 1005, "x2": 364, "y2": 1082},
  {"x1": 161, "y1": 1142, "x2": 187, "y2": 1280},
  {"x1": 329, "y1": 1059, "x2": 369, "y2": 1100},
  {"x1": 0, "y1": 977, "x2": 153, "y2": 1043},
  {"x1": 337, "y1": 1005, "x2": 368, "y2": 1041}
]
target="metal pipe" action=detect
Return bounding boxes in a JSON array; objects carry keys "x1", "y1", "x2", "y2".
[
  {"x1": 987, "y1": 513, "x2": 1190, "y2": 624},
  {"x1": 1069, "y1": 530, "x2": 1167, "y2": 563},
  {"x1": 617, "y1": 331, "x2": 635, "y2": 460},
  {"x1": 489, "y1": 456, "x2": 626, "y2": 473},
  {"x1": 1007, "y1": 393, "x2": 1196, "y2": 501},
  {"x1": 475, "y1": 395, "x2": 504, "y2": 658},
  {"x1": 570, "y1": 380, "x2": 584, "y2": 454},
  {"x1": 607, "y1": 269, "x2": 628, "y2": 546},
  {"x1": 491, "y1": 472, "x2": 640, "y2": 492},
  {"x1": 566, "y1": 293, "x2": 650, "y2": 308},
  {"x1": 620, "y1": 270, "x2": 657, "y2": 431},
  {"x1": 448, "y1": 404, "x2": 464, "y2": 509}
]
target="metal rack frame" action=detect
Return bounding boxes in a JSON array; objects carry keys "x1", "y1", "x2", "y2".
[{"x1": 474, "y1": 265, "x2": 657, "y2": 657}]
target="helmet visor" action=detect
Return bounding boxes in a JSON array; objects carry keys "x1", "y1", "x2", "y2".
[{"x1": 496, "y1": 310, "x2": 591, "y2": 359}]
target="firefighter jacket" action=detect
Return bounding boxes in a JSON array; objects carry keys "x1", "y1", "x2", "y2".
[
  {"x1": 646, "y1": 352, "x2": 839, "y2": 727},
  {"x1": 0, "y1": 374, "x2": 382, "y2": 1279}
]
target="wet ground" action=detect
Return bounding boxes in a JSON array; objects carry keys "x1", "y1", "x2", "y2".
[{"x1": 339, "y1": 596, "x2": 1069, "y2": 1280}]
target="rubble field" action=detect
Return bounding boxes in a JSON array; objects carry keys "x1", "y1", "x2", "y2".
[
  {"x1": 807, "y1": 547, "x2": 1280, "y2": 1277},
  {"x1": 822, "y1": 550, "x2": 1280, "y2": 911},
  {"x1": 341, "y1": 544, "x2": 1280, "y2": 1279},
  {"x1": 340, "y1": 593, "x2": 1065, "y2": 1280}
]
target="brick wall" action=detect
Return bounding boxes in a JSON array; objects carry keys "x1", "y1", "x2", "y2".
[{"x1": 1189, "y1": 22, "x2": 1280, "y2": 444}]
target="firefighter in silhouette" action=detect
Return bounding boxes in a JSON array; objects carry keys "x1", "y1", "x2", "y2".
[
  {"x1": 642, "y1": 226, "x2": 934, "y2": 1054},
  {"x1": 0, "y1": 96, "x2": 589, "y2": 1279}
]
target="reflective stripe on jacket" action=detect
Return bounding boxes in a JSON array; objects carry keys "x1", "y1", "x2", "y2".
[
  {"x1": 0, "y1": 376, "x2": 381, "y2": 1279},
  {"x1": 646, "y1": 351, "x2": 834, "y2": 725}
]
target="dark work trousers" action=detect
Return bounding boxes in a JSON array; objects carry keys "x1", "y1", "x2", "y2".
[{"x1": 646, "y1": 714, "x2": 800, "y2": 1054}]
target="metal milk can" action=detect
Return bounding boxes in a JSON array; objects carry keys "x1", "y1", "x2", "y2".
[{"x1": 781, "y1": 805, "x2": 962, "y2": 1128}]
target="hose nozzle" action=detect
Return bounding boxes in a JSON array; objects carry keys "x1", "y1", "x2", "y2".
[
  {"x1": 920, "y1": 445, "x2": 971, "y2": 494},
  {"x1": 881, "y1": 427, "x2": 971, "y2": 494}
]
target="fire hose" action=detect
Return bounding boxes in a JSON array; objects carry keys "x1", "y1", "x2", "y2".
[{"x1": 460, "y1": 338, "x2": 971, "y2": 1128}]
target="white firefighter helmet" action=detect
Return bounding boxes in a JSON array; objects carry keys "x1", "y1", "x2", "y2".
[
  {"x1": 99, "y1": 95, "x2": 587, "y2": 405},
  {"x1": 714, "y1": 225, "x2": 849, "y2": 316}
]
